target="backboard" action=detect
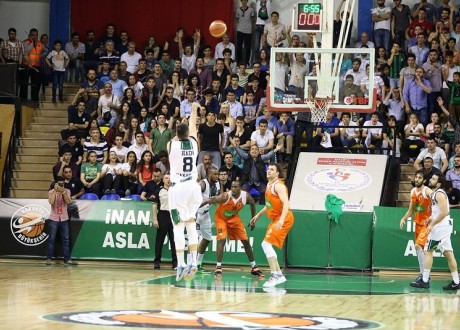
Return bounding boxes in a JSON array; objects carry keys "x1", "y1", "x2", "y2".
[{"x1": 267, "y1": 47, "x2": 377, "y2": 114}]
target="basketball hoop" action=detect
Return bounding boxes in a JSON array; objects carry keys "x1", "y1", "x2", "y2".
[{"x1": 305, "y1": 97, "x2": 333, "y2": 123}]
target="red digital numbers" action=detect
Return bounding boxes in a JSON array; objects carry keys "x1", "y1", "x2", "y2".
[{"x1": 298, "y1": 13, "x2": 320, "y2": 27}]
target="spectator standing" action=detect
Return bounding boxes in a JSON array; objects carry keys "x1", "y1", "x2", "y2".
[
  {"x1": 403, "y1": 67, "x2": 432, "y2": 126},
  {"x1": 254, "y1": 0, "x2": 272, "y2": 63},
  {"x1": 235, "y1": 0, "x2": 255, "y2": 65},
  {"x1": 84, "y1": 30, "x2": 99, "y2": 73},
  {"x1": 21, "y1": 28, "x2": 47, "y2": 102},
  {"x1": 372, "y1": 0, "x2": 392, "y2": 55},
  {"x1": 198, "y1": 112, "x2": 224, "y2": 168},
  {"x1": 1, "y1": 27, "x2": 24, "y2": 63},
  {"x1": 391, "y1": 1, "x2": 412, "y2": 52},
  {"x1": 65, "y1": 32, "x2": 85, "y2": 83},
  {"x1": 46, "y1": 40, "x2": 69, "y2": 103},
  {"x1": 409, "y1": 33, "x2": 430, "y2": 67},
  {"x1": 422, "y1": 49, "x2": 442, "y2": 117}
]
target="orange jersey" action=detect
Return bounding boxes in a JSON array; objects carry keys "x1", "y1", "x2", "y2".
[
  {"x1": 411, "y1": 186, "x2": 431, "y2": 225},
  {"x1": 265, "y1": 179, "x2": 292, "y2": 220},
  {"x1": 215, "y1": 191, "x2": 247, "y2": 220}
]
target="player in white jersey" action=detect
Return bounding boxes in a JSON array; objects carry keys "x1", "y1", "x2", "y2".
[
  {"x1": 410, "y1": 174, "x2": 460, "y2": 290},
  {"x1": 168, "y1": 102, "x2": 202, "y2": 281},
  {"x1": 196, "y1": 167, "x2": 221, "y2": 272}
]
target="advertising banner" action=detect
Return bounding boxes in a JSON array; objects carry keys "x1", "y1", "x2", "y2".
[
  {"x1": 0, "y1": 199, "x2": 282, "y2": 267},
  {"x1": 290, "y1": 152, "x2": 387, "y2": 212},
  {"x1": 287, "y1": 210, "x2": 373, "y2": 270},
  {"x1": 373, "y1": 207, "x2": 460, "y2": 271}
]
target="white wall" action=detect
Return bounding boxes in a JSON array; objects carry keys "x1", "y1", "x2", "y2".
[{"x1": 0, "y1": 0, "x2": 49, "y2": 41}]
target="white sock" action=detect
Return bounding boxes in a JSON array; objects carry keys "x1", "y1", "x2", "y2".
[
  {"x1": 250, "y1": 261, "x2": 256, "y2": 268},
  {"x1": 177, "y1": 252, "x2": 185, "y2": 267},
  {"x1": 197, "y1": 253, "x2": 204, "y2": 265},
  {"x1": 422, "y1": 269, "x2": 431, "y2": 282},
  {"x1": 274, "y1": 271, "x2": 283, "y2": 276},
  {"x1": 417, "y1": 250, "x2": 425, "y2": 274},
  {"x1": 452, "y1": 271, "x2": 459, "y2": 284},
  {"x1": 216, "y1": 262, "x2": 222, "y2": 267},
  {"x1": 190, "y1": 250, "x2": 197, "y2": 264},
  {"x1": 173, "y1": 224, "x2": 186, "y2": 267}
]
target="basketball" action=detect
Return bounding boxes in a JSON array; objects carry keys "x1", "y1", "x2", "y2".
[
  {"x1": 209, "y1": 20, "x2": 227, "y2": 38},
  {"x1": 19, "y1": 212, "x2": 45, "y2": 237}
]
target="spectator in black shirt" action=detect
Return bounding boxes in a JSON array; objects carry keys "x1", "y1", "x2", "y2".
[
  {"x1": 140, "y1": 168, "x2": 163, "y2": 202},
  {"x1": 61, "y1": 100, "x2": 91, "y2": 140},
  {"x1": 218, "y1": 170, "x2": 232, "y2": 192},
  {"x1": 62, "y1": 165, "x2": 84, "y2": 200},
  {"x1": 59, "y1": 133, "x2": 83, "y2": 166},
  {"x1": 198, "y1": 111, "x2": 224, "y2": 168},
  {"x1": 220, "y1": 152, "x2": 242, "y2": 182}
]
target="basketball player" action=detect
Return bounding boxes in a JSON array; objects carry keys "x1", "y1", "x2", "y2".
[
  {"x1": 410, "y1": 174, "x2": 460, "y2": 290},
  {"x1": 399, "y1": 170, "x2": 431, "y2": 285},
  {"x1": 201, "y1": 180, "x2": 264, "y2": 279},
  {"x1": 196, "y1": 168, "x2": 222, "y2": 272},
  {"x1": 250, "y1": 163, "x2": 294, "y2": 287},
  {"x1": 168, "y1": 102, "x2": 202, "y2": 281}
]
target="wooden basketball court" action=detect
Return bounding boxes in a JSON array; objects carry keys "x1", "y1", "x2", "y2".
[{"x1": 1, "y1": 260, "x2": 459, "y2": 329}]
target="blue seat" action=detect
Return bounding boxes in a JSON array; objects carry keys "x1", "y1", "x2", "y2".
[
  {"x1": 249, "y1": 187, "x2": 260, "y2": 199},
  {"x1": 125, "y1": 194, "x2": 141, "y2": 201},
  {"x1": 101, "y1": 194, "x2": 121, "y2": 200},
  {"x1": 79, "y1": 193, "x2": 99, "y2": 200}
]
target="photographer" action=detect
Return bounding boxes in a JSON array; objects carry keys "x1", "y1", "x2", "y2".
[{"x1": 46, "y1": 177, "x2": 78, "y2": 266}]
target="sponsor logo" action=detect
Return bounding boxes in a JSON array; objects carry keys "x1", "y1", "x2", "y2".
[
  {"x1": 43, "y1": 310, "x2": 381, "y2": 329},
  {"x1": 10, "y1": 205, "x2": 49, "y2": 246},
  {"x1": 305, "y1": 168, "x2": 372, "y2": 192}
]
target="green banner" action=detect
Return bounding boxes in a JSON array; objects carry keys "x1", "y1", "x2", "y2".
[
  {"x1": 287, "y1": 210, "x2": 373, "y2": 270},
  {"x1": 329, "y1": 212, "x2": 373, "y2": 269},
  {"x1": 72, "y1": 201, "x2": 282, "y2": 267},
  {"x1": 287, "y1": 211, "x2": 329, "y2": 268},
  {"x1": 373, "y1": 207, "x2": 460, "y2": 271}
]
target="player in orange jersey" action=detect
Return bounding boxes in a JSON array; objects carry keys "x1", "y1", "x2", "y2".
[
  {"x1": 400, "y1": 169, "x2": 433, "y2": 285},
  {"x1": 250, "y1": 163, "x2": 294, "y2": 288},
  {"x1": 200, "y1": 180, "x2": 264, "y2": 279}
]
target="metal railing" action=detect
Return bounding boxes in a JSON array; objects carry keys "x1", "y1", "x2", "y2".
[{"x1": 1, "y1": 98, "x2": 20, "y2": 198}]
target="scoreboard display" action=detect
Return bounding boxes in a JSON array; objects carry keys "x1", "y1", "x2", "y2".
[{"x1": 294, "y1": 3, "x2": 322, "y2": 32}]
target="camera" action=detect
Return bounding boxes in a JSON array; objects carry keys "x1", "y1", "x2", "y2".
[{"x1": 57, "y1": 182, "x2": 64, "y2": 188}]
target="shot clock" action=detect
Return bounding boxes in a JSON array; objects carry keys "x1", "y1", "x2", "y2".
[{"x1": 292, "y1": 3, "x2": 322, "y2": 33}]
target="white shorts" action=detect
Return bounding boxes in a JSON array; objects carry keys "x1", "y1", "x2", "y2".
[
  {"x1": 196, "y1": 210, "x2": 212, "y2": 241},
  {"x1": 424, "y1": 224, "x2": 453, "y2": 253},
  {"x1": 168, "y1": 180, "x2": 203, "y2": 223}
]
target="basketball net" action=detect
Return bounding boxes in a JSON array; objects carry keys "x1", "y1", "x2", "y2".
[{"x1": 305, "y1": 97, "x2": 333, "y2": 123}]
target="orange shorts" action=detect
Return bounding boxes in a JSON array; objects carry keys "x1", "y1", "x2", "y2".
[
  {"x1": 415, "y1": 223, "x2": 428, "y2": 247},
  {"x1": 264, "y1": 211, "x2": 295, "y2": 249},
  {"x1": 215, "y1": 215, "x2": 248, "y2": 241}
]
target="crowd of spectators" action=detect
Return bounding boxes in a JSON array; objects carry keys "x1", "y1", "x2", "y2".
[{"x1": 3, "y1": 0, "x2": 460, "y2": 200}]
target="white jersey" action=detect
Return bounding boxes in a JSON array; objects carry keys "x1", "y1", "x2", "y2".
[
  {"x1": 168, "y1": 137, "x2": 199, "y2": 184},
  {"x1": 198, "y1": 179, "x2": 221, "y2": 213},
  {"x1": 431, "y1": 189, "x2": 451, "y2": 227}
]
